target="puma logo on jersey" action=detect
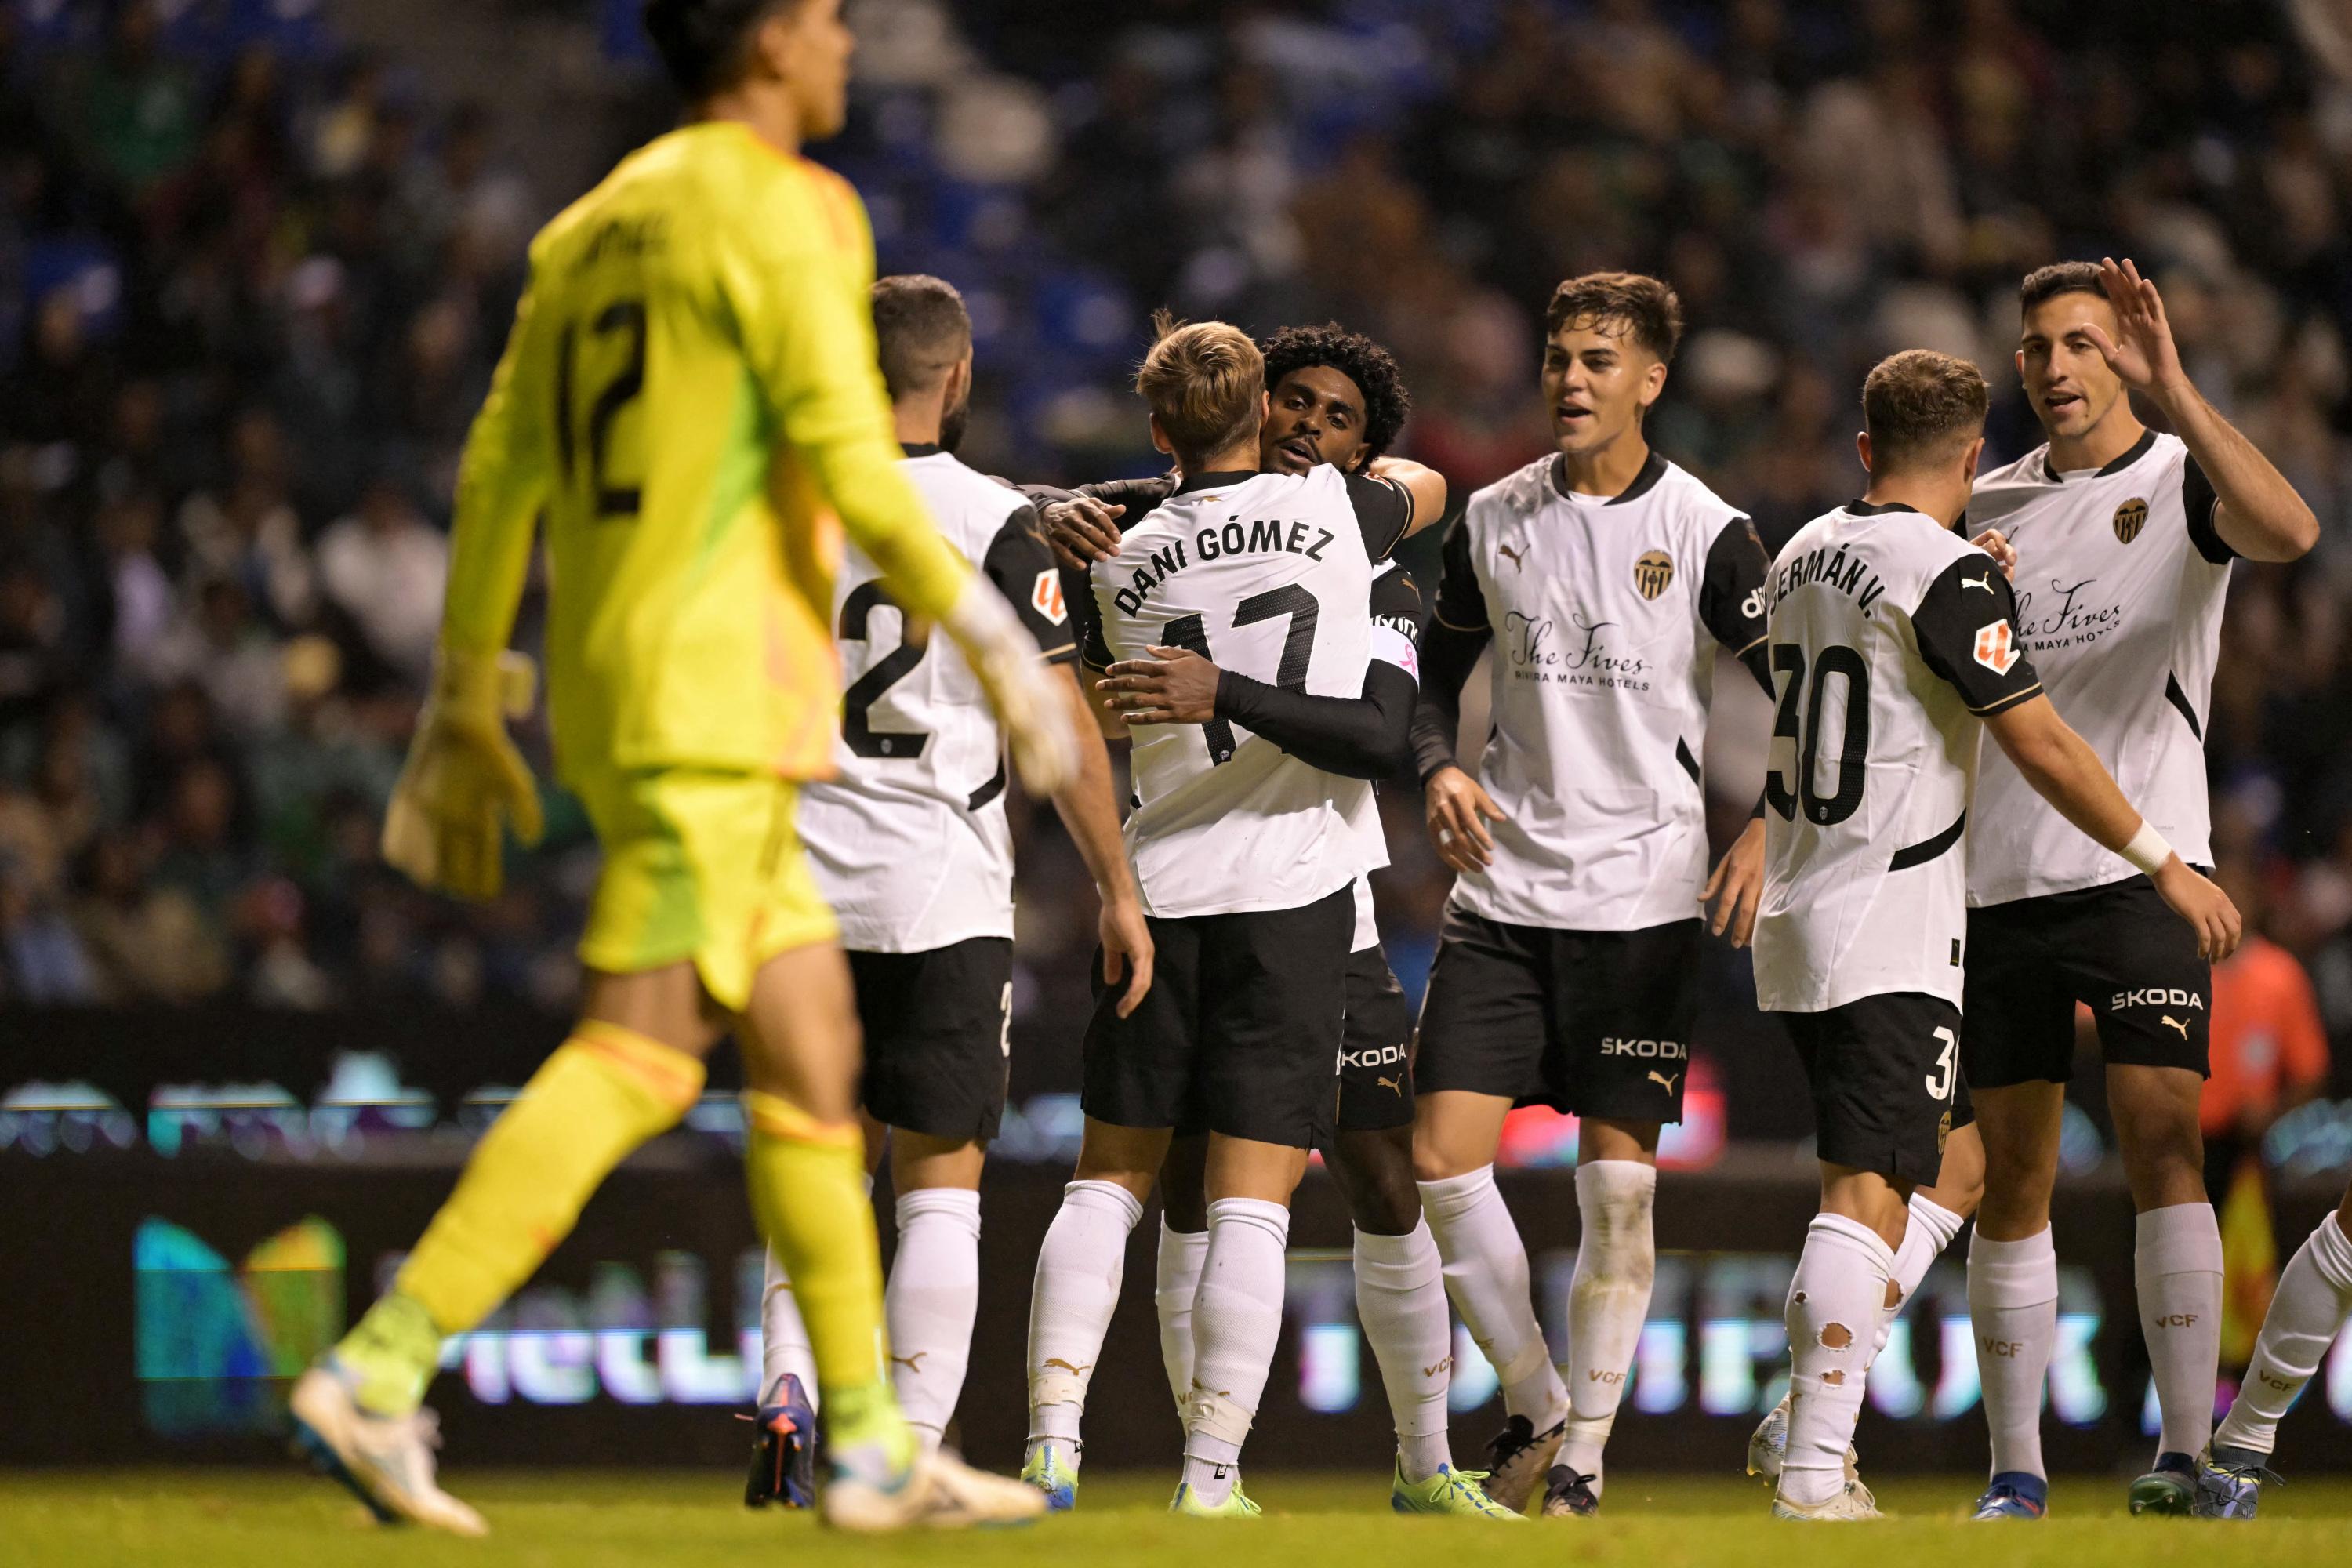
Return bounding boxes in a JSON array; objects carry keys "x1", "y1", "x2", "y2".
[
  {"x1": 1377, "y1": 1075, "x2": 1404, "y2": 1096},
  {"x1": 1647, "y1": 1069, "x2": 1681, "y2": 1094},
  {"x1": 1962, "y1": 572, "x2": 1994, "y2": 594},
  {"x1": 891, "y1": 1351, "x2": 928, "y2": 1374},
  {"x1": 1498, "y1": 541, "x2": 1529, "y2": 572},
  {"x1": 2161, "y1": 1015, "x2": 2190, "y2": 1040}
]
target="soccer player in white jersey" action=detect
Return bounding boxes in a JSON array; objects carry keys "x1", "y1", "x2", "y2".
[
  {"x1": 1029, "y1": 325, "x2": 1509, "y2": 1516},
  {"x1": 1019, "y1": 317, "x2": 1445, "y2": 1518},
  {"x1": 1408, "y1": 272, "x2": 1775, "y2": 1515},
  {"x1": 747, "y1": 276, "x2": 1153, "y2": 1505},
  {"x1": 2193, "y1": 1181, "x2": 2352, "y2": 1517},
  {"x1": 1958, "y1": 260, "x2": 2318, "y2": 1520},
  {"x1": 1754, "y1": 349, "x2": 2240, "y2": 1521}
]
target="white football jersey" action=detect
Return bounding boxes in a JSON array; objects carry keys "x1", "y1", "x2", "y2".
[
  {"x1": 1753, "y1": 501, "x2": 2043, "y2": 1012},
  {"x1": 1086, "y1": 466, "x2": 1382, "y2": 919},
  {"x1": 798, "y1": 448, "x2": 1075, "y2": 953},
  {"x1": 1432, "y1": 452, "x2": 1770, "y2": 930},
  {"x1": 1964, "y1": 430, "x2": 2230, "y2": 906}
]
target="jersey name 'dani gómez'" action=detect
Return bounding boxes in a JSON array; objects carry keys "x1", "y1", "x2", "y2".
[
  {"x1": 1084, "y1": 463, "x2": 1391, "y2": 920},
  {"x1": 1964, "y1": 430, "x2": 2229, "y2": 907},
  {"x1": 1752, "y1": 500, "x2": 2042, "y2": 1013},
  {"x1": 797, "y1": 447, "x2": 1076, "y2": 953},
  {"x1": 1431, "y1": 450, "x2": 1769, "y2": 931}
]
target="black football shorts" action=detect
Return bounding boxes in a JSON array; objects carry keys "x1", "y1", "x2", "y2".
[
  {"x1": 1783, "y1": 991, "x2": 1964, "y2": 1185},
  {"x1": 851, "y1": 936, "x2": 1014, "y2": 1141}
]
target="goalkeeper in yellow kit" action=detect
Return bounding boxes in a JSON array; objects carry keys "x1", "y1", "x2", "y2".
[{"x1": 287, "y1": 0, "x2": 1069, "y2": 1536}]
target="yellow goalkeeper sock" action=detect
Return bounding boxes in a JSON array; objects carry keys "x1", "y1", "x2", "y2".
[
  {"x1": 335, "y1": 1021, "x2": 705, "y2": 1416},
  {"x1": 743, "y1": 1088, "x2": 911, "y2": 1468}
]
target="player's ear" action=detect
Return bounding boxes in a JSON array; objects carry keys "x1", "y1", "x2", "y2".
[
  {"x1": 1639, "y1": 357, "x2": 1667, "y2": 411},
  {"x1": 1856, "y1": 430, "x2": 1873, "y2": 476},
  {"x1": 946, "y1": 350, "x2": 974, "y2": 408},
  {"x1": 2013, "y1": 347, "x2": 2027, "y2": 385},
  {"x1": 1149, "y1": 413, "x2": 1173, "y2": 458},
  {"x1": 744, "y1": 6, "x2": 796, "y2": 83},
  {"x1": 1962, "y1": 435, "x2": 1985, "y2": 487}
]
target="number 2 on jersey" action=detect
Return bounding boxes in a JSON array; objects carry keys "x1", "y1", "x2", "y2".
[
  {"x1": 554, "y1": 298, "x2": 645, "y2": 518},
  {"x1": 1162, "y1": 585, "x2": 1322, "y2": 766},
  {"x1": 1765, "y1": 642, "x2": 1870, "y2": 826}
]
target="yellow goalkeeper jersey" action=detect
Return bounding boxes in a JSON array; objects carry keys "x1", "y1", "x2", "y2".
[{"x1": 438, "y1": 119, "x2": 971, "y2": 785}]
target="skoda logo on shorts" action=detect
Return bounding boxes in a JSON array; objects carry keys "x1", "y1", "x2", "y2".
[
  {"x1": 1633, "y1": 550, "x2": 1675, "y2": 600},
  {"x1": 2113, "y1": 496, "x2": 2148, "y2": 544}
]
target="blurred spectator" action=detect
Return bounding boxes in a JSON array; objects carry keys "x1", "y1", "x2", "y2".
[{"x1": 316, "y1": 477, "x2": 446, "y2": 681}]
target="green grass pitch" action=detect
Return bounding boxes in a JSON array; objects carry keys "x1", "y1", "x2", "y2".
[{"x1": 7, "y1": 1469, "x2": 2351, "y2": 1566}]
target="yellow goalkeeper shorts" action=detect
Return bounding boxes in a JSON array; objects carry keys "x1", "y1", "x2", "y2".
[{"x1": 575, "y1": 768, "x2": 838, "y2": 1013}]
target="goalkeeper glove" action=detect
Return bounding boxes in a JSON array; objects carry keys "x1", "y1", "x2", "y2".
[
  {"x1": 381, "y1": 648, "x2": 546, "y2": 900},
  {"x1": 941, "y1": 577, "x2": 1080, "y2": 796}
]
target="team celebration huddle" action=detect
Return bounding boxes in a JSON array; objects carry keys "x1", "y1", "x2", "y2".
[{"x1": 274, "y1": 0, "x2": 2349, "y2": 1539}]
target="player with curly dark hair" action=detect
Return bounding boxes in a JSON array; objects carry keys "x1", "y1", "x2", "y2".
[{"x1": 1258, "y1": 321, "x2": 1414, "y2": 469}]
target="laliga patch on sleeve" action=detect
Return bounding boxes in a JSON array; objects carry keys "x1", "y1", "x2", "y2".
[
  {"x1": 1032, "y1": 570, "x2": 1069, "y2": 625},
  {"x1": 1973, "y1": 620, "x2": 2019, "y2": 675}
]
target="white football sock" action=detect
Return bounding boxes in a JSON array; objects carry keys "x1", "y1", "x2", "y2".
[
  {"x1": 1778, "y1": 1214, "x2": 1893, "y2": 1507},
  {"x1": 1558, "y1": 1160, "x2": 1656, "y2": 1495},
  {"x1": 1419, "y1": 1166, "x2": 1566, "y2": 1427},
  {"x1": 1155, "y1": 1221, "x2": 1210, "y2": 1414},
  {"x1": 2136, "y1": 1201, "x2": 2223, "y2": 1460},
  {"x1": 759, "y1": 1246, "x2": 818, "y2": 1409},
  {"x1": 885, "y1": 1186, "x2": 982, "y2": 1454},
  {"x1": 1968, "y1": 1225, "x2": 2057, "y2": 1480},
  {"x1": 1353, "y1": 1221, "x2": 1453, "y2": 1483},
  {"x1": 1181, "y1": 1197, "x2": 1290, "y2": 1506},
  {"x1": 1874, "y1": 1192, "x2": 1968, "y2": 1359},
  {"x1": 2216, "y1": 1211, "x2": 2352, "y2": 1456},
  {"x1": 1025, "y1": 1179, "x2": 1143, "y2": 1467}
]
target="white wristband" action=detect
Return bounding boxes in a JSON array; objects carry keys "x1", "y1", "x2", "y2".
[{"x1": 2121, "y1": 819, "x2": 2173, "y2": 877}]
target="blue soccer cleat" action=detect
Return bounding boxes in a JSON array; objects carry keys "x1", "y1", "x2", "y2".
[
  {"x1": 2192, "y1": 1445, "x2": 2281, "y2": 1520},
  {"x1": 743, "y1": 1373, "x2": 819, "y2": 1509},
  {"x1": 1969, "y1": 1472, "x2": 2048, "y2": 1519}
]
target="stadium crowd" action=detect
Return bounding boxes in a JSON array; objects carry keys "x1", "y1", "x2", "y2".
[{"x1": 0, "y1": 0, "x2": 2346, "y2": 1129}]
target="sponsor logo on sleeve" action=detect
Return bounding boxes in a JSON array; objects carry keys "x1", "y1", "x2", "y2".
[
  {"x1": 1973, "y1": 621, "x2": 2020, "y2": 675},
  {"x1": 1032, "y1": 570, "x2": 1068, "y2": 625}
]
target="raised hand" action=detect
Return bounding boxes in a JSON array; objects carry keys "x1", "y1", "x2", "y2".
[{"x1": 2079, "y1": 256, "x2": 2188, "y2": 397}]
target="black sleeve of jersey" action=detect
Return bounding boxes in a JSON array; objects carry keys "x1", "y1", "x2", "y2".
[
  {"x1": 1059, "y1": 562, "x2": 1110, "y2": 667},
  {"x1": 1912, "y1": 556, "x2": 2044, "y2": 716},
  {"x1": 1214, "y1": 659, "x2": 1417, "y2": 781},
  {"x1": 2182, "y1": 455, "x2": 2234, "y2": 565},
  {"x1": 982, "y1": 509, "x2": 1079, "y2": 664},
  {"x1": 1699, "y1": 516, "x2": 1770, "y2": 660},
  {"x1": 1083, "y1": 474, "x2": 1177, "y2": 523},
  {"x1": 1369, "y1": 567, "x2": 1425, "y2": 643},
  {"x1": 1430, "y1": 514, "x2": 1485, "y2": 631},
  {"x1": 1410, "y1": 620, "x2": 1488, "y2": 782},
  {"x1": 1343, "y1": 471, "x2": 1414, "y2": 561}
]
